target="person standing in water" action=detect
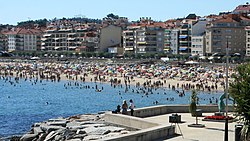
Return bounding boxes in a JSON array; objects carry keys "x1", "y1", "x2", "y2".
[{"x1": 129, "y1": 99, "x2": 135, "y2": 116}]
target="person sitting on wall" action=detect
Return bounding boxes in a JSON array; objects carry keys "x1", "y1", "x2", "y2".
[{"x1": 112, "y1": 105, "x2": 121, "y2": 114}]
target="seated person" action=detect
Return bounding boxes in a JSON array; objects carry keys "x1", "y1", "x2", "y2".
[{"x1": 112, "y1": 105, "x2": 121, "y2": 114}]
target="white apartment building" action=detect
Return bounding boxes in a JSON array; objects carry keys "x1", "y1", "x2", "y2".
[
  {"x1": 164, "y1": 29, "x2": 180, "y2": 54},
  {"x1": 42, "y1": 23, "x2": 99, "y2": 52},
  {"x1": 191, "y1": 20, "x2": 207, "y2": 56},
  {"x1": 191, "y1": 36, "x2": 205, "y2": 56},
  {"x1": 123, "y1": 25, "x2": 164, "y2": 54},
  {"x1": 5, "y1": 28, "x2": 41, "y2": 51}
]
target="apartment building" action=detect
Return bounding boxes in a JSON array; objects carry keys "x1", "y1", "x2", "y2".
[
  {"x1": 123, "y1": 26, "x2": 137, "y2": 54},
  {"x1": 178, "y1": 23, "x2": 192, "y2": 54},
  {"x1": 191, "y1": 20, "x2": 207, "y2": 56},
  {"x1": 164, "y1": 29, "x2": 179, "y2": 54},
  {"x1": 191, "y1": 36, "x2": 205, "y2": 56},
  {"x1": 205, "y1": 14, "x2": 250, "y2": 55},
  {"x1": 233, "y1": 2, "x2": 250, "y2": 14},
  {"x1": 41, "y1": 22, "x2": 100, "y2": 52},
  {"x1": 245, "y1": 26, "x2": 250, "y2": 56},
  {"x1": 98, "y1": 25, "x2": 122, "y2": 52},
  {"x1": 123, "y1": 24, "x2": 164, "y2": 54},
  {"x1": 5, "y1": 28, "x2": 42, "y2": 52},
  {"x1": 0, "y1": 31, "x2": 7, "y2": 51}
]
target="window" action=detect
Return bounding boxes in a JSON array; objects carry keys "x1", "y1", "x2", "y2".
[{"x1": 213, "y1": 30, "x2": 221, "y2": 33}]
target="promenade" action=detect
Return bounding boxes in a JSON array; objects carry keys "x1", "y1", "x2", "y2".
[{"x1": 145, "y1": 113, "x2": 237, "y2": 141}]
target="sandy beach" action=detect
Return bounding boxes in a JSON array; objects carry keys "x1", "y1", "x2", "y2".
[{"x1": 0, "y1": 60, "x2": 232, "y2": 94}]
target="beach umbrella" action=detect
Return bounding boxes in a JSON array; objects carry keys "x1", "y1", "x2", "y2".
[{"x1": 185, "y1": 61, "x2": 199, "y2": 65}]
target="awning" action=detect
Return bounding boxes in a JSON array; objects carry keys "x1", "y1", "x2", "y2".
[
  {"x1": 179, "y1": 35, "x2": 188, "y2": 39},
  {"x1": 43, "y1": 34, "x2": 52, "y2": 37},
  {"x1": 125, "y1": 48, "x2": 134, "y2": 51},
  {"x1": 54, "y1": 47, "x2": 60, "y2": 50},
  {"x1": 179, "y1": 47, "x2": 188, "y2": 51},
  {"x1": 68, "y1": 47, "x2": 77, "y2": 49},
  {"x1": 41, "y1": 38, "x2": 47, "y2": 41},
  {"x1": 41, "y1": 47, "x2": 46, "y2": 50},
  {"x1": 67, "y1": 38, "x2": 75, "y2": 41},
  {"x1": 41, "y1": 43, "x2": 46, "y2": 45}
]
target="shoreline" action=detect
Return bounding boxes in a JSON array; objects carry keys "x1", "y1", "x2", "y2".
[{"x1": 0, "y1": 60, "x2": 226, "y2": 93}]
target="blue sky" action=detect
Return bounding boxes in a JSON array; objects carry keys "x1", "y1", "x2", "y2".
[{"x1": 0, "y1": 0, "x2": 248, "y2": 25}]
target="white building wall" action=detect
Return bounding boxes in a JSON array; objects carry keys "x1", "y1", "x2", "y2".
[
  {"x1": 191, "y1": 36, "x2": 205, "y2": 56},
  {"x1": 170, "y1": 29, "x2": 179, "y2": 54},
  {"x1": 8, "y1": 35, "x2": 16, "y2": 51}
]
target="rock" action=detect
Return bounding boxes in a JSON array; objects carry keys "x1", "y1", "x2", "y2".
[
  {"x1": 63, "y1": 129, "x2": 76, "y2": 140},
  {"x1": 33, "y1": 122, "x2": 42, "y2": 127},
  {"x1": 33, "y1": 127, "x2": 44, "y2": 134},
  {"x1": 73, "y1": 134, "x2": 87, "y2": 139},
  {"x1": 47, "y1": 121, "x2": 68, "y2": 127},
  {"x1": 66, "y1": 121, "x2": 87, "y2": 130},
  {"x1": 44, "y1": 131, "x2": 59, "y2": 141},
  {"x1": 102, "y1": 129, "x2": 111, "y2": 135},
  {"x1": 104, "y1": 126, "x2": 125, "y2": 132},
  {"x1": 76, "y1": 129, "x2": 86, "y2": 134},
  {"x1": 82, "y1": 135, "x2": 101, "y2": 140},
  {"x1": 66, "y1": 139, "x2": 82, "y2": 141},
  {"x1": 37, "y1": 133, "x2": 47, "y2": 141},
  {"x1": 54, "y1": 135, "x2": 63, "y2": 141},
  {"x1": 120, "y1": 130, "x2": 130, "y2": 134},
  {"x1": 40, "y1": 124, "x2": 65, "y2": 133},
  {"x1": 20, "y1": 134, "x2": 38, "y2": 141},
  {"x1": 84, "y1": 127, "x2": 111, "y2": 135},
  {"x1": 101, "y1": 132, "x2": 121, "y2": 139}
]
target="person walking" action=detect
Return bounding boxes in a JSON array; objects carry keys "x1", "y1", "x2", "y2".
[{"x1": 129, "y1": 99, "x2": 135, "y2": 116}]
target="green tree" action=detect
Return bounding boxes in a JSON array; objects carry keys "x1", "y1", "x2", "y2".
[
  {"x1": 189, "y1": 90, "x2": 197, "y2": 117},
  {"x1": 230, "y1": 63, "x2": 250, "y2": 140}
]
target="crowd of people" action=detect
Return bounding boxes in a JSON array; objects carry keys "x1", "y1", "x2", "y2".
[{"x1": 0, "y1": 60, "x2": 236, "y2": 113}]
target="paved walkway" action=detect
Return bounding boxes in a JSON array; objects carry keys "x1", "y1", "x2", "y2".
[{"x1": 144, "y1": 113, "x2": 237, "y2": 141}]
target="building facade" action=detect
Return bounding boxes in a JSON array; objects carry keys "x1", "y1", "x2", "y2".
[
  {"x1": 164, "y1": 29, "x2": 179, "y2": 54},
  {"x1": 98, "y1": 25, "x2": 122, "y2": 52},
  {"x1": 0, "y1": 32, "x2": 7, "y2": 51},
  {"x1": 191, "y1": 36, "x2": 206, "y2": 56},
  {"x1": 191, "y1": 19, "x2": 207, "y2": 56},
  {"x1": 245, "y1": 26, "x2": 250, "y2": 56},
  {"x1": 123, "y1": 25, "x2": 164, "y2": 54},
  {"x1": 205, "y1": 14, "x2": 250, "y2": 55},
  {"x1": 5, "y1": 28, "x2": 42, "y2": 52},
  {"x1": 178, "y1": 23, "x2": 192, "y2": 54},
  {"x1": 41, "y1": 22, "x2": 99, "y2": 52}
]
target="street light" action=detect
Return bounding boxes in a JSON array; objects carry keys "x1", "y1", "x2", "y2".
[{"x1": 224, "y1": 37, "x2": 229, "y2": 141}]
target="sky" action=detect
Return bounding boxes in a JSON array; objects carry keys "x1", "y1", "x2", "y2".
[{"x1": 0, "y1": 0, "x2": 248, "y2": 25}]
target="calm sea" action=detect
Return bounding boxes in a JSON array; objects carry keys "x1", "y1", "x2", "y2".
[{"x1": 0, "y1": 77, "x2": 223, "y2": 138}]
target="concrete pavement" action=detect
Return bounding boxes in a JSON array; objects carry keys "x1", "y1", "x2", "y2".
[{"x1": 144, "y1": 113, "x2": 237, "y2": 141}]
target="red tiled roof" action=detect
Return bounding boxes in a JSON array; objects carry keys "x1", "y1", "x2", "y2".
[
  {"x1": 234, "y1": 4, "x2": 250, "y2": 12},
  {"x1": 3, "y1": 28, "x2": 43, "y2": 35},
  {"x1": 213, "y1": 14, "x2": 241, "y2": 23}
]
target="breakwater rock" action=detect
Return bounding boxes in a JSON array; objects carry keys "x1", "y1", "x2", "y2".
[{"x1": 20, "y1": 114, "x2": 131, "y2": 141}]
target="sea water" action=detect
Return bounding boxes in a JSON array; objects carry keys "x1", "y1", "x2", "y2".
[{"x1": 0, "y1": 77, "x2": 223, "y2": 137}]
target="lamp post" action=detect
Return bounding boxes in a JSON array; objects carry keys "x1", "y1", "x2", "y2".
[{"x1": 224, "y1": 37, "x2": 229, "y2": 141}]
